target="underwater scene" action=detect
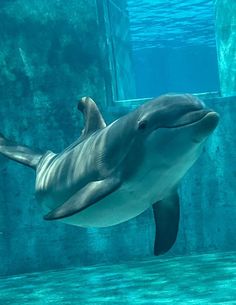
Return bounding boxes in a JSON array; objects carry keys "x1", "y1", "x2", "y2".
[{"x1": 0, "y1": 0, "x2": 235, "y2": 304}]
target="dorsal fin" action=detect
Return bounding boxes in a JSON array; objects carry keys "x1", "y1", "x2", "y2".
[{"x1": 77, "y1": 97, "x2": 106, "y2": 140}]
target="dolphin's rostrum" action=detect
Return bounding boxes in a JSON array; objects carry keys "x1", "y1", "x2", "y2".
[{"x1": 0, "y1": 94, "x2": 219, "y2": 255}]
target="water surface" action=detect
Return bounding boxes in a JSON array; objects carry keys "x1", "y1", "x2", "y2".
[{"x1": 127, "y1": 0, "x2": 216, "y2": 50}]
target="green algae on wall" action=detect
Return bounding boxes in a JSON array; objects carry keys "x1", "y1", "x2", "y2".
[{"x1": 215, "y1": 0, "x2": 236, "y2": 96}]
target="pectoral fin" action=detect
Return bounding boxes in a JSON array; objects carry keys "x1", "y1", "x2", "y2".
[
  {"x1": 44, "y1": 177, "x2": 121, "y2": 220},
  {"x1": 152, "y1": 189, "x2": 180, "y2": 255}
]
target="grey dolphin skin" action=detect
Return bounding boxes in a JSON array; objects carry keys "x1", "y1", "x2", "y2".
[{"x1": 0, "y1": 94, "x2": 219, "y2": 255}]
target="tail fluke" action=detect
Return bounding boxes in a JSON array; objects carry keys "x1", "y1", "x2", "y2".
[{"x1": 0, "y1": 133, "x2": 43, "y2": 169}]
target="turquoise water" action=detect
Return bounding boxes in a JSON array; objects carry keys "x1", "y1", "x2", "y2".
[
  {"x1": 1, "y1": 252, "x2": 236, "y2": 304},
  {"x1": 127, "y1": 0, "x2": 215, "y2": 50}
]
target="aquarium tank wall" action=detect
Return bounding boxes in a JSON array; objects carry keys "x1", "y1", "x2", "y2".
[{"x1": 0, "y1": 0, "x2": 235, "y2": 278}]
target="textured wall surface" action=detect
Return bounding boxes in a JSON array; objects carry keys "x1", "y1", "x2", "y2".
[
  {"x1": 0, "y1": 93, "x2": 235, "y2": 276},
  {"x1": 215, "y1": 0, "x2": 236, "y2": 96},
  {"x1": 0, "y1": 0, "x2": 135, "y2": 114},
  {"x1": 0, "y1": 0, "x2": 108, "y2": 112}
]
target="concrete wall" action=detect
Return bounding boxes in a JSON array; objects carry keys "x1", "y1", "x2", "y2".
[
  {"x1": 0, "y1": 0, "x2": 135, "y2": 114},
  {"x1": 97, "y1": 0, "x2": 136, "y2": 102},
  {"x1": 215, "y1": 0, "x2": 236, "y2": 96}
]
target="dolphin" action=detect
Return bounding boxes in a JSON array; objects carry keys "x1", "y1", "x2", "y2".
[{"x1": 0, "y1": 94, "x2": 219, "y2": 255}]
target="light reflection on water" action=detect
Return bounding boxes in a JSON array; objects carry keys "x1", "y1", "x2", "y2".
[{"x1": 1, "y1": 252, "x2": 236, "y2": 304}]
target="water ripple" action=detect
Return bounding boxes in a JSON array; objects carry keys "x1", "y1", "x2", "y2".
[{"x1": 127, "y1": 0, "x2": 216, "y2": 50}]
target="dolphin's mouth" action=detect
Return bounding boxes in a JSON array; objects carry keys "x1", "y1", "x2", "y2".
[{"x1": 164, "y1": 109, "x2": 219, "y2": 129}]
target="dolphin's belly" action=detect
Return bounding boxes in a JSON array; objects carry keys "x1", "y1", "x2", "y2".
[
  {"x1": 62, "y1": 185, "x2": 151, "y2": 227},
  {"x1": 42, "y1": 166, "x2": 179, "y2": 228},
  {"x1": 39, "y1": 168, "x2": 164, "y2": 228},
  {"x1": 60, "y1": 182, "x2": 160, "y2": 227}
]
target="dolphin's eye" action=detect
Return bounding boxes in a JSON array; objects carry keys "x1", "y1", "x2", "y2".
[{"x1": 138, "y1": 120, "x2": 148, "y2": 131}]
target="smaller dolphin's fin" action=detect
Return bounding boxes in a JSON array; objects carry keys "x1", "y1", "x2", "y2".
[
  {"x1": 77, "y1": 97, "x2": 106, "y2": 140},
  {"x1": 0, "y1": 133, "x2": 43, "y2": 169},
  {"x1": 44, "y1": 177, "x2": 121, "y2": 220},
  {"x1": 152, "y1": 189, "x2": 180, "y2": 255}
]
